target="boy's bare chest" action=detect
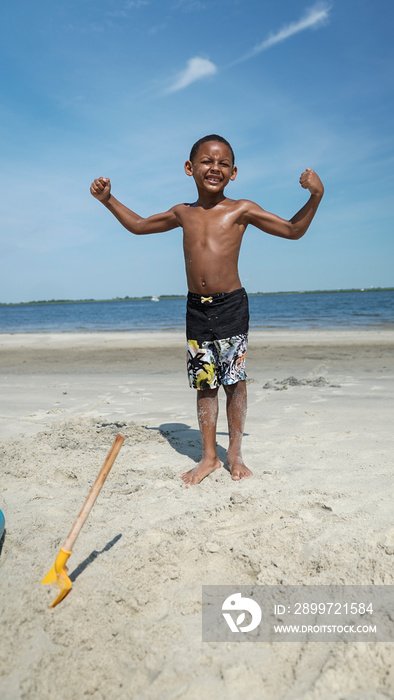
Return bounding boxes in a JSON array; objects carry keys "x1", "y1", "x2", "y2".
[{"x1": 178, "y1": 202, "x2": 242, "y2": 239}]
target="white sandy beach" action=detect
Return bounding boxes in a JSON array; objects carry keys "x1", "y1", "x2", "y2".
[{"x1": 0, "y1": 329, "x2": 393, "y2": 699}]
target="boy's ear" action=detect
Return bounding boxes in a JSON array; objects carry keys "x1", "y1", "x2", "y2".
[
  {"x1": 184, "y1": 160, "x2": 193, "y2": 177},
  {"x1": 230, "y1": 165, "x2": 238, "y2": 181}
]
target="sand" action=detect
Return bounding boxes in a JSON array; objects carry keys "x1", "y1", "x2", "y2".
[{"x1": 0, "y1": 330, "x2": 393, "y2": 699}]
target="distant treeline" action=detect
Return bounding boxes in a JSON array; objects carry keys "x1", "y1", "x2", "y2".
[{"x1": 1, "y1": 288, "x2": 393, "y2": 307}]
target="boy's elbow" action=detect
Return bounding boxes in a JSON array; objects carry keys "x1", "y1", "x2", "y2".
[
  {"x1": 286, "y1": 222, "x2": 305, "y2": 240},
  {"x1": 291, "y1": 228, "x2": 306, "y2": 241},
  {"x1": 127, "y1": 217, "x2": 146, "y2": 235}
]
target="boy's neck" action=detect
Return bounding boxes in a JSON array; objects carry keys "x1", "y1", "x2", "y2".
[{"x1": 194, "y1": 190, "x2": 227, "y2": 209}]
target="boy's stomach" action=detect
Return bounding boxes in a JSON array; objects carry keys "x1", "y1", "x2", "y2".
[{"x1": 185, "y1": 258, "x2": 242, "y2": 295}]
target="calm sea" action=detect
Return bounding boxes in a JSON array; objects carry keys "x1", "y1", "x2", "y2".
[{"x1": 0, "y1": 291, "x2": 393, "y2": 334}]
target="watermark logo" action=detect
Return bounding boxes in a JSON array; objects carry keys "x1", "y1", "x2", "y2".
[
  {"x1": 202, "y1": 585, "x2": 394, "y2": 642},
  {"x1": 222, "y1": 592, "x2": 262, "y2": 633}
]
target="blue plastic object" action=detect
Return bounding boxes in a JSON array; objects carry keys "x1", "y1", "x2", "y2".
[{"x1": 0, "y1": 509, "x2": 5, "y2": 540}]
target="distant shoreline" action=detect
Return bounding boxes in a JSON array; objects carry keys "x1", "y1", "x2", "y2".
[{"x1": 1, "y1": 287, "x2": 393, "y2": 307}]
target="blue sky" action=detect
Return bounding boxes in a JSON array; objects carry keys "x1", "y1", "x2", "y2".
[{"x1": 1, "y1": 0, "x2": 393, "y2": 302}]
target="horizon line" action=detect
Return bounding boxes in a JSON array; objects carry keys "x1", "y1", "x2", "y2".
[{"x1": 1, "y1": 287, "x2": 392, "y2": 306}]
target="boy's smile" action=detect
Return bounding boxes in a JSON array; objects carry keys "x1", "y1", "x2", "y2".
[{"x1": 205, "y1": 173, "x2": 222, "y2": 184}]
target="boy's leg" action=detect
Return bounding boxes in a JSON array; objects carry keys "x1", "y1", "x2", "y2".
[
  {"x1": 181, "y1": 387, "x2": 221, "y2": 487},
  {"x1": 223, "y1": 380, "x2": 252, "y2": 480}
]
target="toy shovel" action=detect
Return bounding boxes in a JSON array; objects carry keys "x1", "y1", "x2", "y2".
[{"x1": 41, "y1": 433, "x2": 125, "y2": 608}]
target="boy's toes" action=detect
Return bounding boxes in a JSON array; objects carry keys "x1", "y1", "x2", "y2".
[
  {"x1": 229, "y1": 462, "x2": 253, "y2": 480},
  {"x1": 181, "y1": 471, "x2": 194, "y2": 487}
]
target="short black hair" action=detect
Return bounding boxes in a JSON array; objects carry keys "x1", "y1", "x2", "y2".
[{"x1": 189, "y1": 134, "x2": 235, "y2": 165}]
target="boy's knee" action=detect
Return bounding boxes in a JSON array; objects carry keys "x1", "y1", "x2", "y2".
[{"x1": 223, "y1": 380, "x2": 246, "y2": 396}]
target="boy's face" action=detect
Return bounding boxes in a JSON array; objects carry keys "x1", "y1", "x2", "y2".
[{"x1": 184, "y1": 141, "x2": 237, "y2": 193}]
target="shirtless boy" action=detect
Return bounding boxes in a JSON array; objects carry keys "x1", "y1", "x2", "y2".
[{"x1": 90, "y1": 134, "x2": 324, "y2": 487}]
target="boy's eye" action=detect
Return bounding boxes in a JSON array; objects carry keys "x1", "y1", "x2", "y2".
[{"x1": 202, "y1": 159, "x2": 229, "y2": 167}]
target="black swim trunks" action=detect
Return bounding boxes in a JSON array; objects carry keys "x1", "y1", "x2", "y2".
[
  {"x1": 186, "y1": 287, "x2": 249, "y2": 343},
  {"x1": 186, "y1": 288, "x2": 249, "y2": 390}
]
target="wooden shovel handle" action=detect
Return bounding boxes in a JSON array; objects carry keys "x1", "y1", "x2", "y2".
[{"x1": 63, "y1": 433, "x2": 125, "y2": 552}]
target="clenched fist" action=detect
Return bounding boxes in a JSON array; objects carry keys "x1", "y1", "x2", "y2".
[
  {"x1": 90, "y1": 177, "x2": 111, "y2": 203},
  {"x1": 299, "y1": 169, "x2": 324, "y2": 197}
]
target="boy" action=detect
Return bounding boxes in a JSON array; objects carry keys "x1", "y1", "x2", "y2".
[{"x1": 90, "y1": 134, "x2": 324, "y2": 487}]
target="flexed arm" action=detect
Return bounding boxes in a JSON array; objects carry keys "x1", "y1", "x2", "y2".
[
  {"x1": 90, "y1": 177, "x2": 180, "y2": 234},
  {"x1": 243, "y1": 169, "x2": 324, "y2": 240}
]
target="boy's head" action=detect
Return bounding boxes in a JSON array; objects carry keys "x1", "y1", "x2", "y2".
[
  {"x1": 185, "y1": 135, "x2": 237, "y2": 192},
  {"x1": 189, "y1": 134, "x2": 235, "y2": 165}
]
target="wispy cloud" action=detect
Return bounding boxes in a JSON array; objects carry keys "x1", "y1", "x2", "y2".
[
  {"x1": 236, "y1": 2, "x2": 331, "y2": 64},
  {"x1": 165, "y1": 56, "x2": 217, "y2": 93},
  {"x1": 164, "y1": 3, "x2": 331, "y2": 94}
]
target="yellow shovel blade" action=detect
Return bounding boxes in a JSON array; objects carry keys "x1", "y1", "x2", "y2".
[
  {"x1": 48, "y1": 572, "x2": 72, "y2": 608},
  {"x1": 41, "y1": 547, "x2": 73, "y2": 608}
]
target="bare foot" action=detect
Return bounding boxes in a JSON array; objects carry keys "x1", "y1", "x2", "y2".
[
  {"x1": 227, "y1": 454, "x2": 253, "y2": 481},
  {"x1": 181, "y1": 456, "x2": 221, "y2": 487}
]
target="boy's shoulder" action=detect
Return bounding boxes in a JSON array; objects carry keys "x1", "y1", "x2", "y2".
[{"x1": 234, "y1": 198, "x2": 262, "y2": 209}]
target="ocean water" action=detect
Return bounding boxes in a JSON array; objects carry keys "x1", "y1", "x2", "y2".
[{"x1": 0, "y1": 291, "x2": 393, "y2": 334}]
